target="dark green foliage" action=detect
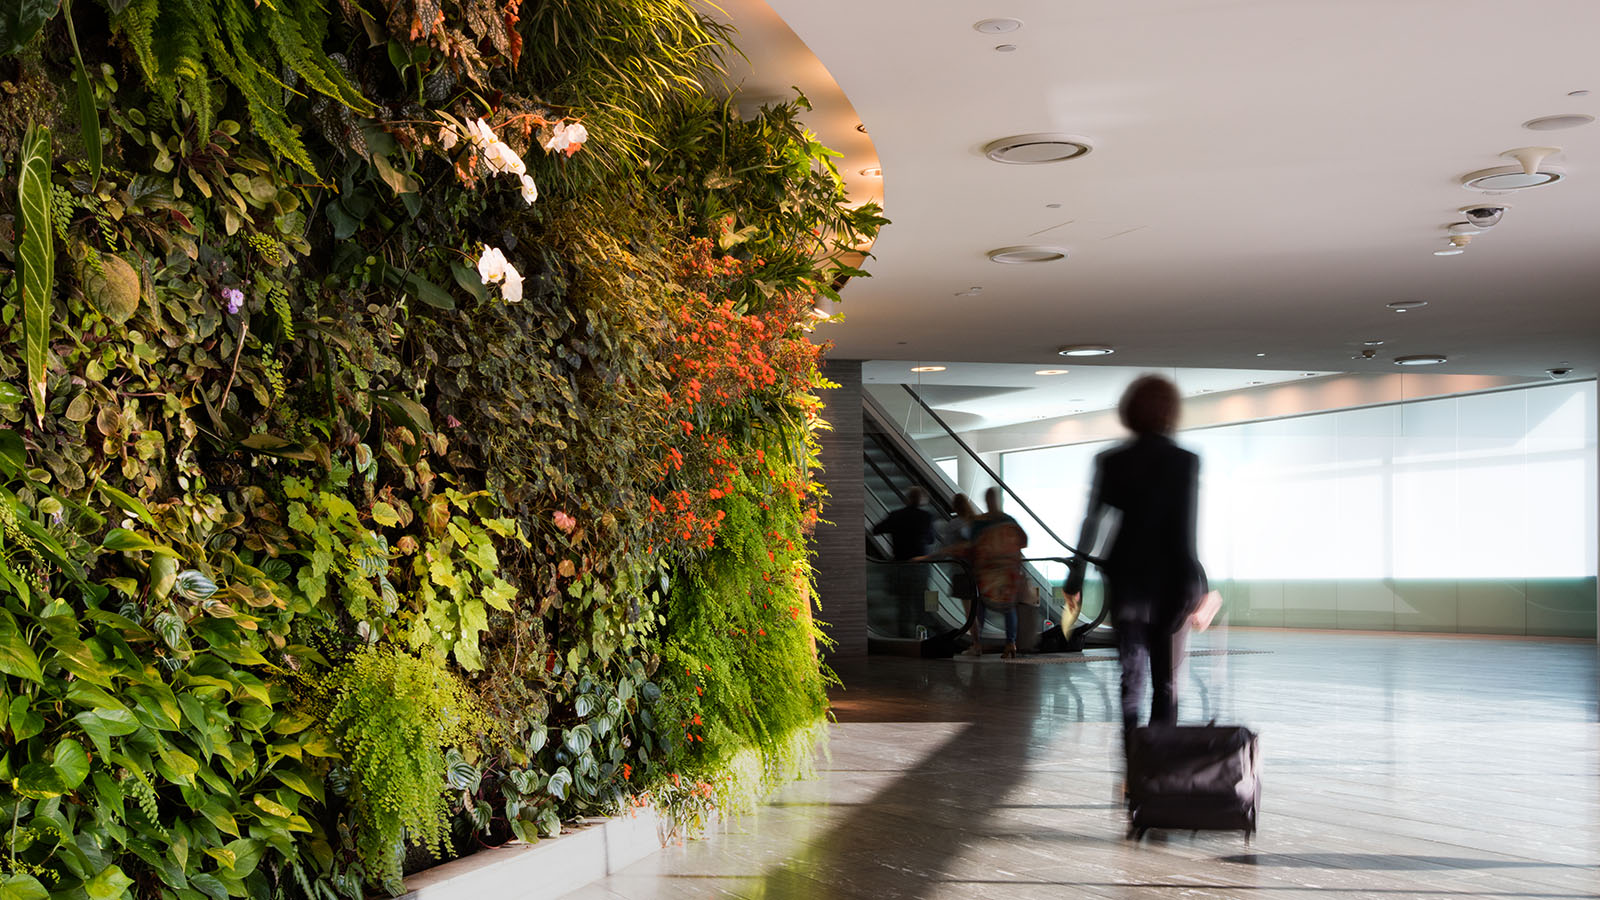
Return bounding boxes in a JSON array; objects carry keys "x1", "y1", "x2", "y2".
[{"x1": 107, "y1": 0, "x2": 372, "y2": 175}]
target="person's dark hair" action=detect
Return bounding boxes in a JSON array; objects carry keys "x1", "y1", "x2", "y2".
[
  {"x1": 1118, "y1": 375, "x2": 1181, "y2": 436},
  {"x1": 951, "y1": 493, "x2": 978, "y2": 520},
  {"x1": 906, "y1": 486, "x2": 927, "y2": 507}
]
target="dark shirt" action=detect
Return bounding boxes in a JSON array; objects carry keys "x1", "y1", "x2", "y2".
[
  {"x1": 872, "y1": 505, "x2": 939, "y2": 560},
  {"x1": 1064, "y1": 435, "x2": 1206, "y2": 627}
]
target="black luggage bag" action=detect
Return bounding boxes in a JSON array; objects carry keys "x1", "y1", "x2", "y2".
[{"x1": 1126, "y1": 723, "x2": 1260, "y2": 840}]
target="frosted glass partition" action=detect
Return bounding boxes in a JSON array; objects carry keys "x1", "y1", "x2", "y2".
[{"x1": 1000, "y1": 380, "x2": 1599, "y2": 637}]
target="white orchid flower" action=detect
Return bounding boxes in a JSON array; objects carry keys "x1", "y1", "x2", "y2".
[
  {"x1": 564, "y1": 122, "x2": 588, "y2": 147},
  {"x1": 543, "y1": 126, "x2": 570, "y2": 155},
  {"x1": 478, "y1": 245, "x2": 524, "y2": 303},
  {"x1": 478, "y1": 246, "x2": 511, "y2": 285},
  {"x1": 465, "y1": 117, "x2": 497, "y2": 150},
  {"x1": 501, "y1": 265, "x2": 524, "y2": 303},
  {"x1": 486, "y1": 141, "x2": 527, "y2": 176},
  {"x1": 519, "y1": 174, "x2": 539, "y2": 205},
  {"x1": 438, "y1": 124, "x2": 459, "y2": 150}
]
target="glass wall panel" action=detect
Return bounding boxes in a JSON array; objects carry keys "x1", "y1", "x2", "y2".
[{"x1": 1000, "y1": 380, "x2": 1598, "y2": 635}]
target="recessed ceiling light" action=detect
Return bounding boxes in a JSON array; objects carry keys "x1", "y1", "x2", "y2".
[
  {"x1": 988, "y1": 245, "x2": 1066, "y2": 264},
  {"x1": 1523, "y1": 114, "x2": 1595, "y2": 131},
  {"x1": 1248, "y1": 381, "x2": 1263, "y2": 385},
  {"x1": 1387, "y1": 300, "x2": 1428, "y2": 312},
  {"x1": 1033, "y1": 369, "x2": 1070, "y2": 376},
  {"x1": 1302, "y1": 373, "x2": 1318, "y2": 377},
  {"x1": 1057, "y1": 344, "x2": 1114, "y2": 357},
  {"x1": 1255, "y1": 352, "x2": 1266, "y2": 357},
  {"x1": 983, "y1": 133, "x2": 1093, "y2": 164},
  {"x1": 1395, "y1": 354, "x2": 1447, "y2": 366},
  {"x1": 1363, "y1": 339, "x2": 1385, "y2": 347},
  {"x1": 994, "y1": 43, "x2": 1018, "y2": 52},
  {"x1": 1569, "y1": 90, "x2": 1591, "y2": 97},
  {"x1": 910, "y1": 365, "x2": 946, "y2": 373},
  {"x1": 1434, "y1": 248, "x2": 1465, "y2": 256},
  {"x1": 973, "y1": 17, "x2": 1023, "y2": 33},
  {"x1": 859, "y1": 166, "x2": 882, "y2": 177},
  {"x1": 1045, "y1": 202, "x2": 1062, "y2": 209}
]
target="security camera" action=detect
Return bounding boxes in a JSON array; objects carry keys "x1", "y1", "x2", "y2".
[
  {"x1": 1461, "y1": 206, "x2": 1506, "y2": 228},
  {"x1": 1546, "y1": 367, "x2": 1572, "y2": 379}
]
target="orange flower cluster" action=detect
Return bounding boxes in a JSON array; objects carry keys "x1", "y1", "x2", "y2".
[{"x1": 644, "y1": 237, "x2": 825, "y2": 553}]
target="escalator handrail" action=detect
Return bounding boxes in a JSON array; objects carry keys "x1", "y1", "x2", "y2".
[{"x1": 899, "y1": 384, "x2": 1096, "y2": 564}]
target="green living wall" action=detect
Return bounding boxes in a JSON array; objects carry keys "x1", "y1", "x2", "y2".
[{"x1": 0, "y1": 1, "x2": 883, "y2": 896}]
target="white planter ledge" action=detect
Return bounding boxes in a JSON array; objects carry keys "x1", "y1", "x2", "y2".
[{"x1": 398, "y1": 809, "x2": 668, "y2": 900}]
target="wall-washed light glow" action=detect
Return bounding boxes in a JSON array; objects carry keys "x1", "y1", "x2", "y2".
[{"x1": 1002, "y1": 381, "x2": 1598, "y2": 581}]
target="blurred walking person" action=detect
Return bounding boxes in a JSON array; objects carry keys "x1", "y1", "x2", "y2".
[
  {"x1": 970, "y1": 487, "x2": 1028, "y2": 658},
  {"x1": 1063, "y1": 376, "x2": 1207, "y2": 754}
]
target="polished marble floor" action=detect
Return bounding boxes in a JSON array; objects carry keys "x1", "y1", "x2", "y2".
[{"x1": 567, "y1": 630, "x2": 1600, "y2": 899}]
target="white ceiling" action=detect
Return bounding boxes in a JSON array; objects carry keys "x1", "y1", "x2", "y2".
[{"x1": 713, "y1": 0, "x2": 1600, "y2": 378}]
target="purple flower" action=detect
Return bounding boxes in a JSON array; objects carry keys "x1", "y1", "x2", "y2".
[{"x1": 223, "y1": 288, "x2": 245, "y2": 315}]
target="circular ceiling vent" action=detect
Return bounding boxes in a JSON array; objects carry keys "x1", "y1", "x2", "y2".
[
  {"x1": 1462, "y1": 146, "x2": 1565, "y2": 191},
  {"x1": 1461, "y1": 166, "x2": 1564, "y2": 191},
  {"x1": 983, "y1": 133, "x2": 1093, "y2": 164},
  {"x1": 988, "y1": 245, "x2": 1066, "y2": 264},
  {"x1": 1523, "y1": 114, "x2": 1594, "y2": 131}
]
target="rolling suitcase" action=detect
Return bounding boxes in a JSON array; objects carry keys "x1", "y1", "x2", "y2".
[{"x1": 1126, "y1": 722, "x2": 1260, "y2": 840}]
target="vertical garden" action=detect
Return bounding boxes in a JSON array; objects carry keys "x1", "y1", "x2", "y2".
[{"x1": 0, "y1": 0, "x2": 882, "y2": 896}]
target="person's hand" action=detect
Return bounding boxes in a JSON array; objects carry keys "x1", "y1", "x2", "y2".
[
  {"x1": 1064, "y1": 592, "x2": 1081, "y2": 608},
  {"x1": 1190, "y1": 590, "x2": 1223, "y2": 631}
]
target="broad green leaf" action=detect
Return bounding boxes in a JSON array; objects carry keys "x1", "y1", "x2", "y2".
[
  {"x1": 538, "y1": 806, "x2": 561, "y2": 838},
  {"x1": 74, "y1": 708, "x2": 138, "y2": 757},
  {"x1": 51, "y1": 738, "x2": 89, "y2": 788},
  {"x1": 0, "y1": 0, "x2": 58, "y2": 58},
  {"x1": 100, "y1": 527, "x2": 178, "y2": 556},
  {"x1": 172, "y1": 570, "x2": 218, "y2": 602},
  {"x1": 0, "y1": 609, "x2": 41, "y2": 682},
  {"x1": 0, "y1": 429, "x2": 24, "y2": 478},
  {"x1": 187, "y1": 873, "x2": 228, "y2": 900},
  {"x1": 83, "y1": 865, "x2": 133, "y2": 900},
  {"x1": 17, "y1": 124, "x2": 52, "y2": 425},
  {"x1": 9, "y1": 695, "x2": 43, "y2": 740},
  {"x1": 0, "y1": 874, "x2": 49, "y2": 900},
  {"x1": 370, "y1": 152, "x2": 418, "y2": 194},
  {"x1": 273, "y1": 767, "x2": 324, "y2": 803},
  {"x1": 369, "y1": 501, "x2": 399, "y2": 527},
  {"x1": 546, "y1": 766, "x2": 572, "y2": 801},
  {"x1": 450, "y1": 263, "x2": 490, "y2": 302},
  {"x1": 13, "y1": 761, "x2": 66, "y2": 798},
  {"x1": 371, "y1": 391, "x2": 435, "y2": 435},
  {"x1": 403, "y1": 272, "x2": 456, "y2": 310},
  {"x1": 252, "y1": 794, "x2": 293, "y2": 818},
  {"x1": 95, "y1": 483, "x2": 155, "y2": 526}
]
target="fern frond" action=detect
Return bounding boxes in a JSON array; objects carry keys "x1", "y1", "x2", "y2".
[{"x1": 266, "y1": 2, "x2": 374, "y2": 113}]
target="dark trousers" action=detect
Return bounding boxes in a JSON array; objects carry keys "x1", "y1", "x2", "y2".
[{"x1": 1116, "y1": 618, "x2": 1183, "y2": 749}]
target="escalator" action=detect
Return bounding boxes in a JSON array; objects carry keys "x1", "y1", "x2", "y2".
[{"x1": 862, "y1": 387, "x2": 1112, "y2": 657}]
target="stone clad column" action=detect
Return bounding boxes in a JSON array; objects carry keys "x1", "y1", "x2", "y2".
[{"x1": 813, "y1": 359, "x2": 866, "y2": 659}]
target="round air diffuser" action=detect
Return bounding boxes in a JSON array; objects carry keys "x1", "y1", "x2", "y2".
[
  {"x1": 1462, "y1": 146, "x2": 1565, "y2": 191},
  {"x1": 984, "y1": 133, "x2": 1093, "y2": 164},
  {"x1": 988, "y1": 245, "x2": 1066, "y2": 264}
]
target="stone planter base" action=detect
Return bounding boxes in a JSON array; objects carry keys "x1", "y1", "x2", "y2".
[{"x1": 398, "y1": 809, "x2": 667, "y2": 900}]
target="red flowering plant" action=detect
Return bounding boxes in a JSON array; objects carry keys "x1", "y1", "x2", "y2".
[{"x1": 646, "y1": 233, "x2": 827, "y2": 555}]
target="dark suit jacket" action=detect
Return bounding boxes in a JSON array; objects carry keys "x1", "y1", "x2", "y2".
[{"x1": 1063, "y1": 435, "x2": 1206, "y2": 629}]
